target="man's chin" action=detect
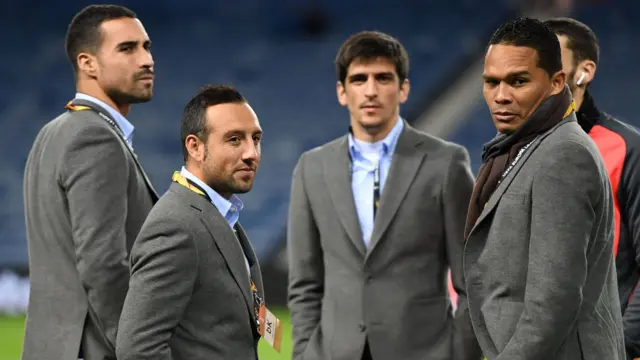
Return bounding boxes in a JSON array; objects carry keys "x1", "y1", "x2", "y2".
[
  {"x1": 494, "y1": 121, "x2": 519, "y2": 135},
  {"x1": 129, "y1": 92, "x2": 153, "y2": 104},
  {"x1": 230, "y1": 182, "x2": 253, "y2": 195}
]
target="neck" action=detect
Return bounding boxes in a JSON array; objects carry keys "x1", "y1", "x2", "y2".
[
  {"x1": 573, "y1": 87, "x2": 586, "y2": 111},
  {"x1": 184, "y1": 163, "x2": 233, "y2": 200},
  {"x1": 77, "y1": 81, "x2": 131, "y2": 116},
  {"x1": 351, "y1": 115, "x2": 398, "y2": 143}
]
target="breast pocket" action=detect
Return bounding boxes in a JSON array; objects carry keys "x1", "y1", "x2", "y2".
[
  {"x1": 402, "y1": 194, "x2": 441, "y2": 231},
  {"x1": 492, "y1": 192, "x2": 530, "y2": 231}
]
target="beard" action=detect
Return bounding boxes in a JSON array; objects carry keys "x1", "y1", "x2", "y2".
[
  {"x1": 566, "y1": 67, "x2": 578, "y2": 95},
  {"x1": 105, "y1": 83, "x2": 153, "y2": 105},
  {"x1": 202, "y1": 146, "x2": 254, "y2": 198}
]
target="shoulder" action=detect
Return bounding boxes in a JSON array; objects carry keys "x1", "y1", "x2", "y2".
[
  {"x1": 301, "y1": 135, "x2": 346, "y2": 162},
  {"x1": 532, "y1": 121, "x2": 607, "y2": 192},
  {"x1": 541, "y1": 120, "x2": 600, "y2": 159},
  {"x1": 55, "y1": 108, "x2": 114, "y2": 135},
  {"x1": 45, "y1": 109, "x2": 125, "y2": 156},
  {"x1": 400, "y1": 124, "x2": 470, "y2": 166},
  {"x1": 294, "y1": 135, "x2": 346, "y2": 177},
  {"x1": 144, "y1": 187, "x2": 197, "y2": 227},
  {"x1": 596, "y1": 115, "x2": 640, "y2": 156},
  {"x1": 134, "y1": 189, "x2": 202, "y2": 247}
]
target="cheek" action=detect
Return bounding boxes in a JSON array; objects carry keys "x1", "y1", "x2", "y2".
[
  {"x1": 482, "y1": 87, "x2": 494, "y2": 106},
  {"x1": 515, "y1": 87, "x2": 543, "y2": 116},
  {"x1": 346, "y1": 91, "x2": 361, "y2": 109},
  {"x1": 102, "y1": 62, "x2": 130, "y2": 84}
]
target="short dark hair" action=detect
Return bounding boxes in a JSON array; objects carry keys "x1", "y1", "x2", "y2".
[
  {"x1": 180, "y1": 85, "x2": 246, "y2": 162},
  {"x1": 488, "y1": 17, "x2": 562, "y2": 76},
  {"x1": 65, "y1": 5, "x2": 137, "y2": 73},
  {"x1": 544, "y1": 18, "x2": 599, "y2": 66},
  {"x1": 335, "y1": 31, "x2": 409, "y2": 84}
]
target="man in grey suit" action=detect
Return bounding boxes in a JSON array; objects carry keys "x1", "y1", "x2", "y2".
[
  {"x1": 287, "y1": 31, "x2": 482, "y2": 360},
  {"x1": 116, "y1": 85, "x2": 265, "y2": 360},
  {"x1": 464, "y1": 17, "x2": 625, "y2": 360},
  {"x1": 22, "y1": 5, "x2": 157, "y2": 360}
]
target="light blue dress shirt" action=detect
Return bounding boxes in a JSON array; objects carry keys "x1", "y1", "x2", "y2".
[
  {"x1": 180, "y1": 167, "x2": 250, "y2": 277},
  {"x1": 75, "y1": 93, "x2": 135, "y2": 147},
  {"x1": 348, "y1": 118, "x2": 404, "y2": 248}
]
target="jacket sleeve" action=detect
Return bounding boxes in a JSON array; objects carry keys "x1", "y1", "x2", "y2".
[
  {"x1": 116, "y1": 216, "x2": 198, "y2": 360},
  {"x1": 60, "y1": 122, "x2": 131, "y2": 352},
  {"x1": 443, "y1": 146, "x2": 484, "y2": 360},
  {"x1": 496, "y1": 140, "x2": 606, "y2": 360},
  {"x1": 287, "y1": 153, "x2": 324, "y2": 360},
  {"x1": 619, "y1": 144, "x2": 640, "y2": 359}
]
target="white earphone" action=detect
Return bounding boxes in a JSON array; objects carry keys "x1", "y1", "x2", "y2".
[{"x1": 576, "y1": 71, "x2": 586, "y2": 86}]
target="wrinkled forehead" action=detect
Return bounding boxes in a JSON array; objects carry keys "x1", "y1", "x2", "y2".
[{"x1": 483, "y1": 44, "x2": 540, "y2": 79}]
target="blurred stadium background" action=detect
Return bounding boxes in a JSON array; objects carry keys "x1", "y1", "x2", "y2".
[{"x1": 0, "y1": 0, "x2": 636, "y2": 358}]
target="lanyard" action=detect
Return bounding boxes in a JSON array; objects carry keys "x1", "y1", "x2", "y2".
[
  {"x1": 497, "y1": 137, "x2": 538, "y2": 185},
  {"x1": 65, "y1": 101, "x2": 133, "y2": 154},
  {"x1": 349, "y1": 155, "x2": 382, "y2": 220},
  {"x1": 373, "y1": 161, "x2": 380, "y2": 219},
  {"x1": 171, "y1": 171, "x2": 212, "y2": 202}
]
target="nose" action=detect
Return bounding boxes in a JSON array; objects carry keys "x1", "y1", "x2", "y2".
[
  {"x1": 494, "y1": 82, "x2": 512, "y2": 104},
  {"x1": 241, "y1": 140, "x2": 260, "y2": 163},
  {"x1": 140, "y1": 49, "x2": 154, "y2": 70},
  {"x1": 364, "y1": 76, "x2": 378, "y2": 98}
]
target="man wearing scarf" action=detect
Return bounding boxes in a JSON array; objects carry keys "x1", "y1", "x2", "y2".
[{"x1": 463, "y1": 17, "x2": 625, "y2": 360}]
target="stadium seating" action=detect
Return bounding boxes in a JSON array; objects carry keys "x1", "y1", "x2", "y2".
[{"x1": 0, "y1": 1, "x2": 513, "y2": 268}]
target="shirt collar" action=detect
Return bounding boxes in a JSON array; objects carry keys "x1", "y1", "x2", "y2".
[
  {"x1": 180, "y1": 166, "x2": 244, "y2": 219},
  {"x1": 75, "y1": 93, "x2": 135, "y2": 145},
  {"x1": 348, "y1": 117, "x2": 404, "y2": 159}
]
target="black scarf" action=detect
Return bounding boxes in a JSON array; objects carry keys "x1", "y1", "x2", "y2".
[{"x1": 464, "y1": 86, "x2": 575, "y2": 239}]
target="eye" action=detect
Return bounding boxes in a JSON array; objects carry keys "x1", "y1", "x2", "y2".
[
  {"x1": 253, "y1": 135, "x2": 262, "y2": 144},
  {"x1": 513, "y1": 78, "x2": 528, "y2": 86},
  {"x1": 228, "y1": 137, "x2": 241, "y2": 145}
]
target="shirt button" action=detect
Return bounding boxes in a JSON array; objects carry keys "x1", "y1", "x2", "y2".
[{"x1": 230, "y1": 206, "x2": 236, "y2": 212}]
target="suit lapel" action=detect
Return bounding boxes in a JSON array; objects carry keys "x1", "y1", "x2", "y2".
[
  {"x1": 195, "y1": 197, "x2": 254, "y2": 319},
  {"x1": 366, "y1": 126, "x2": 427, "y2": 257},
  {"x1": 71, "y1": 99, "x2": 159, "y2": 201},
  {"x1": 468, "y1": 118, "x2": 572, "y2": 237},
  {"x1": 324, "y1": 137, "x2": 366, "y2": 256}
]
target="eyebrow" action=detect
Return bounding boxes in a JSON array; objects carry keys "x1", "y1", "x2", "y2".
[
  {"x1": 116, "y1": 39, "x2": 151, "y2": 49},
  {"x1": 483, "y1": 70, "x2": 531, "y2": 81},
  {"x1": 223, "y1": 129, "x2": 263, "y2": 137},
  {"x1": 347, "y1": 71, "x2": 394, "y2": 82}
]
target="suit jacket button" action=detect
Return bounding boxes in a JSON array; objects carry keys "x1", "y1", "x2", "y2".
[{"x1": 358, "y1": 323, "x2": 366, "y2": 332}]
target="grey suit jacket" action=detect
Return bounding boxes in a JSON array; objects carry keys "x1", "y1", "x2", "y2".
[
  {"x1": 116, "y1": 182, "x2": 264, "y2": 360},
  {"x1": 22, "y1": 100, "x2": 158, "y2": 360},
  {"x1": 287, "y1": 122, "x2": 482, "y2": 360},
  {"x1": 464, "y1": 116, "x2": 626, "y2": 360}
]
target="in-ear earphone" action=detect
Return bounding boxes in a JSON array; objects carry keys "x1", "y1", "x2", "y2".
[{"x1": 576, "y1": 71, "x2": 586, "y2": 86}]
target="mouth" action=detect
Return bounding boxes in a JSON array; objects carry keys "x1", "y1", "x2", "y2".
[
  {"x1": 236, "y1": 168, "x2": 255, "y2": 176},
  {"x1": 136, "y1": 71, "x2": 155, "y2": 82},
  {"x1": 493, "y1": 111, "x2": 517, "y2": 122},
  {"x1": 361, "y1": 105, "x2": 382, "y2": 113}
]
